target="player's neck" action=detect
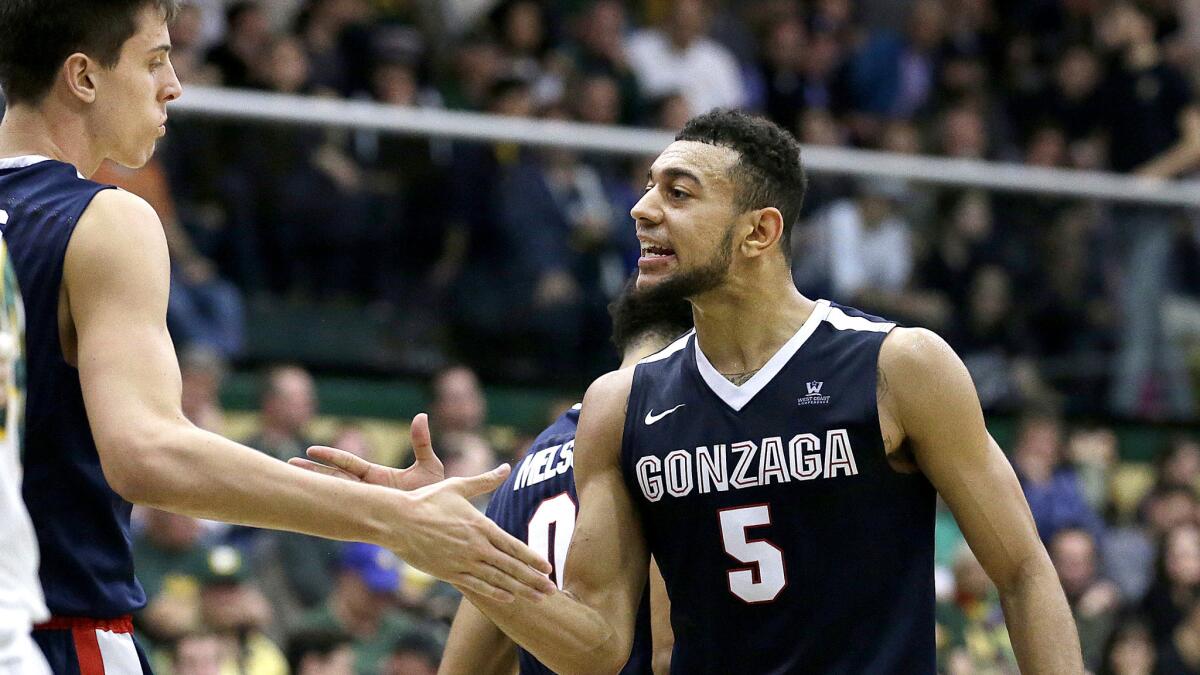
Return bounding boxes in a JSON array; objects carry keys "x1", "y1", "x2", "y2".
[
  {"x1": 0, "y1": 104, "x2": 103, "y2": 177},
  {"x1": 690, "y1": 270, "x2": 814, "y2": 377}
]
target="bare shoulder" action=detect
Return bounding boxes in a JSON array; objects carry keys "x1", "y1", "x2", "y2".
[
  {"x1": 879, "y1": 326, "x2": 983, "y2": 443},
  {"x1": 574, "y1": 368, "x2": 637, "y2": 468},
  {"x1": 67, "y1": 189, "x2": 167, "y2": 280},
  {"x1": 73, "y1": 188, "x2": 167, "y2": 255},
  {"x1": 580, "y1": 367, "x2": 636, "y2": 425}
]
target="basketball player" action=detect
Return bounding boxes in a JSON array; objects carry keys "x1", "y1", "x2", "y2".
[
  {"x1": 330, "y1": 110, "x2": 1084, "y2": 673},
  {"x1": 0, "y1": 234, "x2": 52, "y2": 674},
  {"x1": 0, "y1": 2, "x2": 551, "y2": 672},
  {"x1": 440, "y1": 282, "x2": 690, "y2": 675}
]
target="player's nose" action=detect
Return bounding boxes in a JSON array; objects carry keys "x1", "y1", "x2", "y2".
[
  {"x1": 630, "y1": 188, "x2": 662, "y2": 225},
  {"x1": 162, "y1": 63, "x2": 183, "y2": 103}
]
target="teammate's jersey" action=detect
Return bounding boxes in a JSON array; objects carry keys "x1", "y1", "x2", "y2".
[
  {"x1": 487, "y1": 405, "x2": 653, "y2": 675},
  {"x1": 0, "y1": 156, "x2": 145, "y2": 617},
  {"x1": 621, "y1": 300, "x2": 936, "y2": 674},
  {"x1": 0, "y1": 230, "x2": 49, "y2": 629}
]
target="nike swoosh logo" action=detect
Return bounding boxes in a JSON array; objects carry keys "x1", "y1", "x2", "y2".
[{"x1": 645, "y1": 404, "x2": 686, "y2": 425}]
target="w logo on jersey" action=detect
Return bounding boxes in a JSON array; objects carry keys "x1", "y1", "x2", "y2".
[{"x1": 799, "y1": 381, "x2": 830, "y2": 406}]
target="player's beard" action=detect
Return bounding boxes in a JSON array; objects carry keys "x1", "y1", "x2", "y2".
[{"x1": 642, "y1": 222, "x2": 735, "y2": 302}]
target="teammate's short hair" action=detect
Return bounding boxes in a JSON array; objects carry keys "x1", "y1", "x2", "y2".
[
  {"x1": 608, "y1": 277, "x2": 694, "y2": 355},
  {"x1": 0, "y1": 0, "x2": 180, "y2": 105},
  {"x1": 675, "y1": 109, "x2": 807, "y2": 258}
]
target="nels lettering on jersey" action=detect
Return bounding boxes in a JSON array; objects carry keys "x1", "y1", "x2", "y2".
[{"x1": 621, "y1": 300, "x2": 937, "y2": 674}]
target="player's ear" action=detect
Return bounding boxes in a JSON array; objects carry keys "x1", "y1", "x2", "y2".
[
  {"x1": 740, "y1": 207, "x2": 785, "y2": 259},
  {"x1": 63, "y1": 53, "x2": 98, "y2": 104}
]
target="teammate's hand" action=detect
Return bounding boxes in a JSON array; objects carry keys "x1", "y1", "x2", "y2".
[
  {"x1": 394, "y1": 468, "x2": 556, "y2": 603},
  {"x1": 288, "y1": 413, "x2": 444, "y2": 491}
]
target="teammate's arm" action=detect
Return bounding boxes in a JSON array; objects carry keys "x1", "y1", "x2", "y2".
[
  {"x1": 65, "y1": 189, "x2": 552, "y2": 601},
  {"x1": 439, "y1": 599, "x2": 518, "y2": 675},
  {"x1": 878, "y1": 327, "x2": 1083, "y2": 675},
  {"x1": 456, "y1": 369, "x2": 650, "y2": 675}
]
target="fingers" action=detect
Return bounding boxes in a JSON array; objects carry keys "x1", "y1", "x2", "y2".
[
  {"x1": 306, "y1": 446, "x2": 373, "y2": 480},
  {"x1": 486, "y1": 521, "x2": 555, "y2": 581},
  {"x1": 446, "y1": 464, "x2": 511, "y2": 499},
  {"x1": 409, "y1": 413, "x2": 439, "y2": 466},
  {"x1": 456, "y1": 573, "x2": 515, "y2": 604},
  {"x1": 287, "y1": 457, "x2": 362, "y2": 482},
  {"x1": 484, "y1": 545, "x2": 557, "y2": 600}
]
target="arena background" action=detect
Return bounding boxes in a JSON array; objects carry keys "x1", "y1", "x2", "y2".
[{"x1": 9, "y1": 0, "x2": 1200, "y2": 672}]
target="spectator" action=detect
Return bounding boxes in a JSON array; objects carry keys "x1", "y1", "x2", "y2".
[
  {"x1": 429, "y1": 365, "x2": 486, "y2": 436},
  {"x1": 297, "y1": 543, "x2": 435, "y2": 674},
  {"x1": 172, "y1": 632, "x2": 226, "y2": 675},
  {"x1": 1141, "y1": 522, "x2": 1200, "y2": 642},
  {"x1": 285, "y1": 628, "x2": 355, "y2": 675},
  {"x1": 1106, "y1": 485, "x2": 1200, "y2": 603},
  {"x1": 626, "y1": 0, "x2": 746, "y2": 116},
  {"x1": 197, "y1": 545, "x2": 288, "y2": 675},
  {"x1": 845, "y1": 0, "x2": 947, "y2": 121},
  {"x1": 1011, "y1": 411, "x2": 1105, "y2": 543},
  {"x1": 205, "y1": 1, "x2": 273, "y2": 88},
  {"x1": 1051, "y1": 528, "x2": 1121, "y2": 671},
  {"x1": 1099, "y1": 3, "x2": 1200, "y2": 419},
  {"x1": 179, "y1": 345, "x2": 228, "y2": 434},
  {"x1": 381, "y1": 633, "x2": 441, "y2": 675},
  {"x1": 954, "y1": 265, "x2": 1042, "y2": 411},
  {"x1": 568, "y1": 0, "x2": 642, "y2": 124},
  {"x1": 492, "y1": 0, "x2": 565, "y2": 107},
  {"x1": 248, "y1": 365, "x2": 317, "y2": 461},
  {"x1": 1156, "y1": 598, "x2": 1200, "y2": 673},
  {"x1": 935, "y1": 544, "x2": 1018, "y2": 674},
  {"x1": 132, "y1": 509, "x2": 209, "y2": 649},
  {"x1": 1158, "y1": 436, "x2": 1200, "y2": 492},
  {"x1": 1099, "y1": 616, "x2": 1157, "y2": 675}
]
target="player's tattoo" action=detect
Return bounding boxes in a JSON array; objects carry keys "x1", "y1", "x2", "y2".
[
  {"x1": 876, "y1": 366, "x2": 888, "y2": 402},
  {"x1": 722, "y1": 370, "x2": 760, "y2": 386}
]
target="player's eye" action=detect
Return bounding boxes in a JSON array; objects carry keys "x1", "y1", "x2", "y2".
[{"x1": 670, "y1": 188, "x2": 688, "y2": 200}]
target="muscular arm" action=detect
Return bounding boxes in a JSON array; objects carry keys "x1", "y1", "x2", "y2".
[
  {"x1": 879, "y1": 328, "x2": 1083, "y2": 675},
  {"x1": 458, "y1": 369, "x2": 649, "y2": 675},
  {"x1": 66, "y1": 190, "x2": 551, "y2": 599},
  {"x1": 439, "y1": 599, "x2": 518, "y2": 675}
]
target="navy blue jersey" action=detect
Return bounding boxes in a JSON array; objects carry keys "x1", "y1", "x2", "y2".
[
  {"x1": 0, "y1": 156, "x2": 145, "y2": 617},
  {"x1": 621, "y1": 300, "x2": 936, "y2": 674},
  {"x1": 488, "y1": 405, "x2": 653, "y2": 675}
]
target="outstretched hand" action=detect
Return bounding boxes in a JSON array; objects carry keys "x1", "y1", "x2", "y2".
[
  {"x1": 289, "y1": 412, "x2": 555, "y2": 602},
  {"x1": 289, "y1": 413, "x2": 445, "y2": 491}
]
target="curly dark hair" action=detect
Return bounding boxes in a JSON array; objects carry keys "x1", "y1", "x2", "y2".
[
  {"x1": 0, "y1": 0, "x2": 179, "y2": 105},
  {"x1": 608, "y1": 276, "x2": 694, "y2": 355},
  {"x1": 676, "y1": 109, "x2": 808, "y2": 258}
]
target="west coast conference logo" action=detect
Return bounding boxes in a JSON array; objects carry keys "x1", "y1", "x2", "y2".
[{"x1": 798, "y1": 381, "x2": 830, "y2": 406}]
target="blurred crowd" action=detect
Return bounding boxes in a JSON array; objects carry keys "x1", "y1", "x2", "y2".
[
  {"x1": 147, "y1": 353, "x2": 1200, "y2": 675},
  {"x1": 68, "y1": 0, "x2": 1200, "y2": 421}
]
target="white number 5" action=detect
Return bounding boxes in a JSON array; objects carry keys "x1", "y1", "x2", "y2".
[{"x1": 719, "y1": 504, "x2": 786, "y2": 603}]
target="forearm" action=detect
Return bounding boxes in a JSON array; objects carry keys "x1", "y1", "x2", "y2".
[
  {"x1": 106, "y1": 421, "x2": 395, "y2": 545},
  {"x1": 461, "y1": 588, "x2": 627, "y2": 675},
  {"x1": 1136, "y1": 138, "x2": 1200, "y2": 177},
  {"x1": 440, "y1": 600, "x2": 518, "y2": 675},
  {"x1": 998, "y1": 558, "x2": 1084, "y2": 675}
]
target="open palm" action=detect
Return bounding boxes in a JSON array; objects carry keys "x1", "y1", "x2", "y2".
[{"x1": 289, "y1": 413, "x2": 445, "y2": 491}]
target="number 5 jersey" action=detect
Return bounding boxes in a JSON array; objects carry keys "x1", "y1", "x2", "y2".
[{"x1": 622, "y1": 300, "x2": 936, "y2": 675}]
